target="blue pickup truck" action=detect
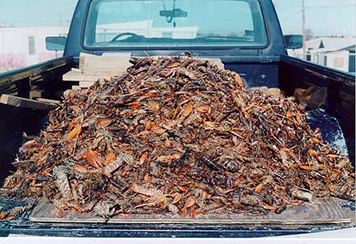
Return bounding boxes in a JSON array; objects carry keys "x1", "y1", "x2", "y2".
[{"x1": 0, "y1": 0, "x2": 354, "y2": 238}]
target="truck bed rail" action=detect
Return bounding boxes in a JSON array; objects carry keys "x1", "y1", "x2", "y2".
[{"x1": 0, "y1": 56, "x2": 74, "y2": 95}]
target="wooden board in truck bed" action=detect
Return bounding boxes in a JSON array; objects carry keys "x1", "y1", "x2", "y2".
[{"x1": 30, "y1": 198, "x2": 351, "y2": 225}]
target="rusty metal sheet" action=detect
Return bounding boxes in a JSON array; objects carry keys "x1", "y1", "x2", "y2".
[{"x1": 30, "y1": 198, "x2": 350, "y2": 225}]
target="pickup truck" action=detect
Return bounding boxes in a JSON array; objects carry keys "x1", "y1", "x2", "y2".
[{"x1": 0, "y1": 0, "x2": 355, "y2": 238}]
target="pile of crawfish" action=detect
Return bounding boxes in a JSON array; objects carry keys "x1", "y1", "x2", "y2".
[{"x1": 0, "y1": 55, "x2": 355, "y2": 220}]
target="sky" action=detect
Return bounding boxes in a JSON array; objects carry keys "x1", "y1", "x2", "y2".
[
  {"x1": 0, "y1": 0, "x2": 355, "y2": 37},
  {"x1": 0, "y1": 0, "x2": 77, "y2": 27},
  {"x1": 273, "y1": 0, "x2": 356, "y2": 36}
]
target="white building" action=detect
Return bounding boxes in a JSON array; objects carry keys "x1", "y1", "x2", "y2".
[
  {"x1": 0, "y1": 26, "x2": 68, "y2": 72},
  {"x1": 291, "y1": 37, "x2": 356, "y2": 73},
  {"x1": 324, "y1": 45, "x2": 355, "y2": 73},
  {"x1": 0, "y1": 22, "x2": 198, "y2": 72},
  {"x1": 97, "y1": 21, "x2": 198, "y2": 41}
]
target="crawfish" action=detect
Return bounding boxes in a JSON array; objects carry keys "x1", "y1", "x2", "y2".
[
  {"x1": 94, "y1": 201, "x2": 117, "y2": 218},
  {"x1": 103, "y1": 153, "x2": 135, "y2": 176},
  {"x1": 53, "y1": 166, "x2": 73, "y2": 200},
  {"x1": 131, "y1": 183, "x2": 168, "y2": 208},
  {"x1": 198, "y1": 153, "x2": 223, "y2": 171}
]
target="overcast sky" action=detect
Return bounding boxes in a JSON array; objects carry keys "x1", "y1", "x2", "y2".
[
  {"x1": 273, "y1": 0, "x2": 356, "y2": 36},
  {"x1": 0, "y1": 0, "x2": 355, "y2": 37}
]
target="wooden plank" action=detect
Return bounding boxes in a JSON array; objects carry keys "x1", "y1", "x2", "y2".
[
  {"x1": 102, "y1": 52, "x2": 132, "y2": 57},
  {"x1": 62, "y1": 70, "x2": 83, "y2": 81},
  {"x1": 82, "y1": 55, "x2": 131, "y2": 76},
  {"x1": 79, "y1": 82, "x2": 95, "y2": 88},
  {"x1": 196, "y1": 58, "x2": 225, "y2": 70},
  {"x1": 30, "y1": 90, "x2": 47, "y2": 99},
  {"x1": 66, "y1": 56, "x2": 220, "y2": 83},
  {"x1": 36, "y1": 98, "x2": 61, "y2": 105},
  {"x1": 79, "y1": 53, "x2": 96, "y2": 71},
  {"x1": 63, "y1": 71, "x2": 101, "y2": 82},
  {"x1": 30, "y1": 198, "x2": 350, "y2": 225},
  {"x1": 79, "y1": 78, "x2": 108, "y2": 88},
  {"x1": 62, "y1": 70, "x2": 109, "y2": 82},
  {"x1": 0, "y1": 94, "x2": 58, "y2": 110}
]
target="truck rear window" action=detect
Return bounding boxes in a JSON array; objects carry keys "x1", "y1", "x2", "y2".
[{"x1": 83, "y1": 0, "x2": 268, "y2": 49}]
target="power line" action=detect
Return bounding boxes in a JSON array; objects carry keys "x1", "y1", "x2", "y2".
[
  {"x1": 274, "y1": 1, "x2": 355, "y2": 10},
  {"x1": 306, "y1": 4, "x2": 356, "y2": 9}
]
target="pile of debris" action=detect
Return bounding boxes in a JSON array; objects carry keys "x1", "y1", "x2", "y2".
[{"x1": 0, "y1": 55, "x2": 354, "y2": 220}]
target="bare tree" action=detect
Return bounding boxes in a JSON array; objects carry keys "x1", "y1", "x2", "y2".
[{"x1": 305, "y1": 29, "x2": 314, "y2": 41}]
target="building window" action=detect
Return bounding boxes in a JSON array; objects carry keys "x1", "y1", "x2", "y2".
[
  {"x1": 306, "y1": 53, "x2": 311, "y2": 61},
  {"x1": 349, "y1": 51, "x2": 355, "y2": 73},
  {"x1": 28, "y1": 36, "x2": 35, "y2": 55}
]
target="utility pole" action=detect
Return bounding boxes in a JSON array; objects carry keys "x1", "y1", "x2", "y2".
[{"x1": 302, "y1": 0, "x2": 306, "y2": 59}]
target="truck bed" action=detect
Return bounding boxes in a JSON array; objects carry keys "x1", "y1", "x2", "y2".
[
  {"x1": 0, "y1": 55, "x2": 355, "y2": 237},
  {"x1": 0, "y1": 195, "x2": 354, "y2": 238}
]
